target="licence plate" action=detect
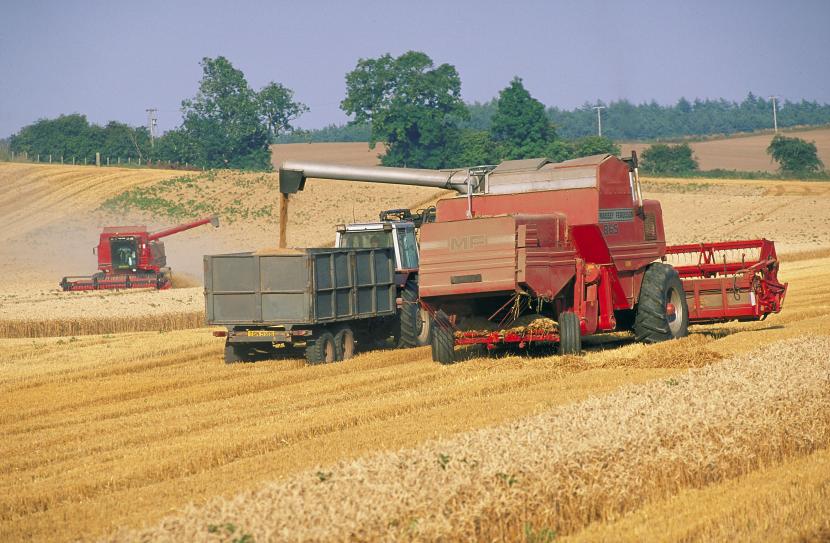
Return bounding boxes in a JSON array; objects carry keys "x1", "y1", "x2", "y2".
[{"x1": 247, "y1": 330, "x2": 277, "y2": 337}]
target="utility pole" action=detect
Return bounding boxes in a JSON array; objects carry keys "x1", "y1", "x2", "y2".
[
  {"x1": 146, "y1": 108, "x2": 158, "y2": 146},
  {"x1": 593, "y1": 106, "x2": 606, "y2": 137},
  {"x1": 768, "y1": 96, "x2": 778, "y2": 133}
]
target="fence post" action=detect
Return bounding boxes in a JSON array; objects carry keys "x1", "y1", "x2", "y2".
[
  {"x1": 128, "y1": 157, "x2": 131, "y2": 165},
  {"x1": 107, "y1": 157, "x2": 110, "y2": 166},
  {"x1": 11, "y1": 151, "x2": 14, "y2": 161},
  {"x1": 96, "y1": 152, "x2": 100, "y2": 167},
  {"x1": 72, "y1": 157, "x2": 75, "y2": 165},
  {"x1": 23, "y1": 151, "x2": 27, "y2": 161},
  {"x1": 49, "y1": 154, "x2": 52, "y2": 163},
  {"x1": 61, "y1": 156, "x2": 64, "y2": 164},
  {"x1": 138, "y1": 158, "x2": 141, "y2": 166}
]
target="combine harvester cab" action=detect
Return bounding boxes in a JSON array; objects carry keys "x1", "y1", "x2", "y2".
[
  {"x1": 61, "y1": 215, "x2": 219, "y2": 291},
  {"x1": 278, "y1": 155, "x2": 787, "y2": 364}
]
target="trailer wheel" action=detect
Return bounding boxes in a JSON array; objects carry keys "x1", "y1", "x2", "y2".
[
  {"x1": 305, "y1": 331, "x2": 336, "y2": 364},
  {"x1": 399, "y1": 281, "x2": 431, "y2": 347},
  {"x1": 430, "y1": 310, "x2": 455, "y2": 364},
  {"x1": 634, "y1": 263, "x2": 689, "y2": 343},
  {"x1": 333, "y1": 326, "x2": 356, "y2": 361},
  {"x1": 559, "y1": 312, "x2": 582, "y2": 355}
]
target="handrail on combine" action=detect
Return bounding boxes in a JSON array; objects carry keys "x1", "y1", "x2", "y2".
[{"x1": 664, "y1": 239, "x2": 787, "y2": 323}]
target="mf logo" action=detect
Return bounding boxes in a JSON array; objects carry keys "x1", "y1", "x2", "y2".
[{"x1": 449, "y1": 234, "x2": 487, "y2": 251}]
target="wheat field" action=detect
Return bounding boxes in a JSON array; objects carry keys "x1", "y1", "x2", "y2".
[
  {"x1": 1, "y1": 155, "x2": 830, "y2": 541},
  {"x1": 1, "y1": 252, "x2": 829, "y2": 542},
  {"x1": 111, "y1": 336, "x2": 830, "y2": 542}
]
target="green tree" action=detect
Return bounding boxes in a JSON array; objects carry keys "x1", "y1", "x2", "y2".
[
  {"x1": 257, "y1": 82, "x2": 309, "y2": 139},
  {"x1": 766, "y1": 134, "x2": 824, "y2": 175},
  {"x1": 341, "y1": 51, "x2": 467, "y2": 168},
  {"x1": 490, "y1": 77, "x2": 553, "y2": 159},
  {"x1": 451, "y1": 130, "x2": 501, "y2": 167},
  {"x1": 180, "y1": 56, "x2": 271, "y2": 170},
  {"x1": 571, "y1": 136, "x2": 620, "y2": 157},
  {"x1": 640, "y1": 143, "x2": 699, "y2": 175}
]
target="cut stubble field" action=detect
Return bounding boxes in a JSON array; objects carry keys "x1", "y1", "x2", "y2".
[
  {"x1": 2, "y1": 252, "x2": 829, "y2": 542},
  {"x1": 1, "y1": 153, "x2": 830, "y2": 541}
]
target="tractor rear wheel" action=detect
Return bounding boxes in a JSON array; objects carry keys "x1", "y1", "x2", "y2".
[
  {"x1": 634, "y1": 263, "x2": 689, "y2": 343},
  {"x1": 430, "y1": 310, "x2": 455, "y2": 364},
  {"x1": 333, "y1": 325, "x2": 356, "y2": 361},
  {"x1": 559, "y1": 312, "x2": 582, "y2": 355},
  {"x1": 305, "y1": 331, "x2": 336, "y2": 364},
  {"x1": 399, "y1": 281, "x2": 431, "y2": 347}
]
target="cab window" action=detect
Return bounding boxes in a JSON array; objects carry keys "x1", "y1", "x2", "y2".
[
  {"x1": 339, "y1": 230, "x2": 394, "y2": 249},
  {"x1": 396, "y1": 227, "x2": 418, "y2": 269}
]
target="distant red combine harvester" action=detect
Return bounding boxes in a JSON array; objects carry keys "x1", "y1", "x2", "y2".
[{"x1": 60, "y1": 216, "x2": 219, "y2": 291}]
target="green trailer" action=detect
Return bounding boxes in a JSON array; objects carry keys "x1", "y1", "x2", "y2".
[{"x1": 205, "y1": 247, "x2": 399, "y2": 363}]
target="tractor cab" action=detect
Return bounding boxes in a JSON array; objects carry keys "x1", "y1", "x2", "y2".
[
  {"x1": 335, "y1": 207, "x2": 434, "y2": 272},
  {"x1": 110, "y1": 236, "x2": 139, "y2": 271},
  {"x1": 335, "y1": 221, "x2": 418, "y2": 271}
]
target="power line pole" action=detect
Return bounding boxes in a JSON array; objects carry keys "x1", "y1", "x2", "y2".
[
  {"x1": 768, "y1": 96, "x2": 778, "y2": 133},
  {"x1": 592, "y1": 106, "x2": 606, "y2": 137},
  {"x1": 146, "y1": 108, "x2": 158, "y2": 146}
]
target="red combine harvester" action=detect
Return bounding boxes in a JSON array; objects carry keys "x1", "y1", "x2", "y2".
[
  {"x1": 61, "y1": 215, "x2": 219, "y2": 291},
  {"x1": 278, "y1": 153, "x2": 787, "y2": 364}
]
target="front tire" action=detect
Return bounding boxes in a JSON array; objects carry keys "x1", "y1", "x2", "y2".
[
  {"x1": 399, "y1": 281, "x2": 431, "y2": 347},
  {"x1": 634, "y1": 263, "x2": 689, "y2": 343},
  {"x1": 430, "y1": 310, "x2": 455, "y2": 364},
  {"x1": 559, "y1": 312, "x2": 582, "y2": 355}
]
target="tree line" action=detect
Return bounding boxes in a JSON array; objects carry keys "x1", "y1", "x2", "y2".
[
  {"x1": 8, "y1": 57, "x2": 307, "y2": 171},
  {"x1": 7, "y1": 51, "x2": 830, "y2": 172},
  {"x1": 281, "y1": 94, "x2": 830, "y2": 143}
]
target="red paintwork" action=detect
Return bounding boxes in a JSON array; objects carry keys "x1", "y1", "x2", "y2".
[
  {"x1": 60, "y1": 216, "x2": 216, "y2": 291},
  {"x1": 665, "y1": 239, "x2": 787, "y2": 322},
  {"x1": 418, "y1": 155, "x2": 787, "y2": 349}
]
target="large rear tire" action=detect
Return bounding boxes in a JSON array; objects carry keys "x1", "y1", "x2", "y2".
[
  {"x1": 305, "y1": 330, "x2": 336, "y2": 364},
  {"x1": 399, "y1": 281, "x2": 431, "y2": 347},
  {"x1": 559, "y1": 312, "x2": 582, "y2": 355},
  {"x1": 430, "y1": 310, "x2": 455, "y2": 365},
  {"x1": 634, "y1": 263, "x2": 689, "y2": 343},
  {"x1": 333, "y1": 325, "x2": 356, "y2": 361}
]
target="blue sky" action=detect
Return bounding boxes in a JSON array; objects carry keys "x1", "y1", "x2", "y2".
[{"x1": 1, "y1": 0, "x2": 828, "y2": 136}]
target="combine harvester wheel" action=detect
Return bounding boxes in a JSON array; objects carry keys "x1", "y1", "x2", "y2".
[
  {"x1": 558, "y1": 312, "x2": 582, "y2": 354},
  {"x1": 634, "y1": 263, "x2": 689, "y2": 343}
]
